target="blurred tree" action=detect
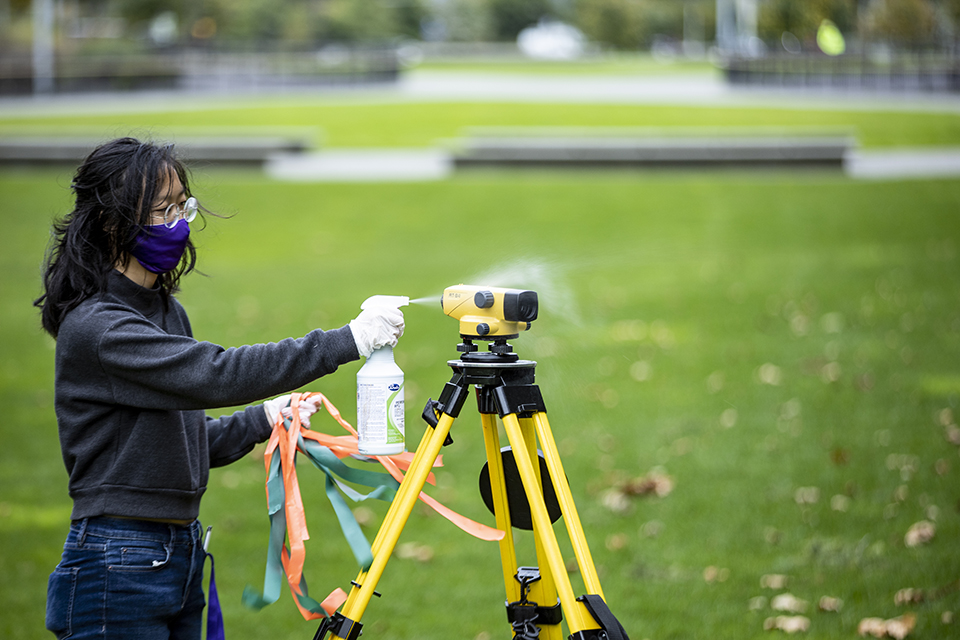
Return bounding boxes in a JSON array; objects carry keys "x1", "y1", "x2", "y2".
[
  {"x1": 862, "y1": 0, "x2": 937, "y2": 48},
  {"x1": 424, "y1": 0, "x2": 494, "y2": 42},
  {"x1": 113, "y1": 0, "x2": 181, "y2": 24},
  {"x1": 573, "y1": 0, "x2": 704, "y2": 49},
  {"x1": 574, "y1": 0, "x2": 646, "y2": 49},
  {"x1": 319, "y1": 0, "x2": 401, "y2": 43},
  {"x1": 393, "y1": 0, "x2": 429, "y2": 39},
  {"x1": 642, "y1": 0, "x2": 684, "y2": 41},
  {"x1": 944, "y1": 0, "x2": 960, "y2": 23},
  {"x1": 488, "y1": 0, "x2": 553, "y2": 40},
  {"x1": 218, "y1": 0, "x2": 286, "y2": 44}
]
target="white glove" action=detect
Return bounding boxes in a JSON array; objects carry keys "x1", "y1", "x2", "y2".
[
  {"x1": 263, "y1": 394, "x2": 323, "y2": 428},
  {"x1": 349, "y1": 306, "x2": 404, "y2": 358}
]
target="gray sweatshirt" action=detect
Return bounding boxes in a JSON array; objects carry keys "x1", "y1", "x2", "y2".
[{"x1": 54, "y1": 270, "x2": 359, "y2": 521}]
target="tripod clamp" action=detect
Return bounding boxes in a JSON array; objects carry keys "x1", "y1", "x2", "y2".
[
  {"x1": 505, "y1": 566, "x2": 563, "y2": 639},
  {"x1": 313, "y1": 612, "x2": 361, "y2": 640}
]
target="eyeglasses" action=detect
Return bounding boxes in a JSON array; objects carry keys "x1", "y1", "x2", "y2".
[{"x1": 161, "y1": 197, "x2": 199, "y2": 228}]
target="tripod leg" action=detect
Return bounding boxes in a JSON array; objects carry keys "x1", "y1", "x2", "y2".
[
  {"x1": 480, "y1": 412, "x2": 519, "y2": 602},
  {"x1": 500, "y1": 413, "x2": 597, "y2": 635},
  {"x1": 532, "y1": 413, "x2": 604, "y2": 599},
  {"x1": 519, "y1": 417, "x2": 563, "y2": 640},
  {"x1": 332, "y1": 413, "x2": 456, "y2": 637}
]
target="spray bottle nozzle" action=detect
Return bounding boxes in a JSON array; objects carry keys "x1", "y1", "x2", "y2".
[{"x1": 361, "y1": 295, "x2": 410, "y2": 310}]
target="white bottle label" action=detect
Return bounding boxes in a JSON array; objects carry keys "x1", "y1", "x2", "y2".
[{"x1": 358, "y1": 382, "x2": 404, "y2": 448}]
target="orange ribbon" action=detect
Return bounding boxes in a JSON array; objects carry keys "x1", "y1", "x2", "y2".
[{"x1": 258, "y1": 391, "x2": 504, "y2": 620}]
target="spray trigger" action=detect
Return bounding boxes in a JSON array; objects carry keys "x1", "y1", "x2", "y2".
[{"x1": 361, "y1": 295, "x2": 409, "y2": 310}]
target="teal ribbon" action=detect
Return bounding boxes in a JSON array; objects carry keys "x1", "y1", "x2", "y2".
[{"x1": 243, "y1": 413, "x2": 399, "y2": 615}]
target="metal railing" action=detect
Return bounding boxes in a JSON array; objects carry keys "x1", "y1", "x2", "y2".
[
  {"x1": 722, "y1": 52, "x2": 960, "y2": 93},
  {"x1": 0, "y1": 47, "x2": 400, "y2": 96}
]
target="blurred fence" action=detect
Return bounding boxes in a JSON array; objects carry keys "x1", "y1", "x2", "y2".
[
  {"x1": 0, "y1": 48, "x2": 399, "y2": 96},
  {"x1": 724, "y1": 52, "x2": 960, "y2": 93}
]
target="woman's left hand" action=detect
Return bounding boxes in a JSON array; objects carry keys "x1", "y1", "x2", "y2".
[{"x1": 263, "y1": 394, "x2": 323, "y2": 428}]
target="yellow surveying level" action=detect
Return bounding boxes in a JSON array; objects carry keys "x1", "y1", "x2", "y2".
[{"x1": 314, "y1": 286, "x2": 629, "y2": 640}]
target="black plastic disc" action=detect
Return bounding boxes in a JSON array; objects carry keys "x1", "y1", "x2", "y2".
[{"x1": 479, "y1": 446, "x2": 563, "y2": 531}]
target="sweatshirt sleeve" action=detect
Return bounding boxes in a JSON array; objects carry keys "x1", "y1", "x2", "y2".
[
  {"x1": 96, "y1": 312, "x2": 360, "y2": 410},
  {"x1": 205, "y1": 405, "x2": 273, "y2": 468}
]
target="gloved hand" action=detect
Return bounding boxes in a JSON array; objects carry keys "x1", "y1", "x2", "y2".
[
  {"x1": 263, "y1": 394, "x2": 323, "y2": 428},
  {"x1": 349, "y1": 306, "x2": 404, "y2": 358}
]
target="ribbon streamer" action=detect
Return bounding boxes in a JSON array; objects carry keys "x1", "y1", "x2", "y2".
[{"x1": 243, "y1": 392, "x2": 504, "y2": 621}]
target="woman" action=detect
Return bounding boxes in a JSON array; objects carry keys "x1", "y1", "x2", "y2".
[{"x1": 35, "y1": 137, "x2": 403, "y2": 639}]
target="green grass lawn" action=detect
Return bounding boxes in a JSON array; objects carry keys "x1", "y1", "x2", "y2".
[
  {"x1": 2, "y1": 162, "x2": 960, "y2": 639},
  {"x1": 3, "y1": 99, "x2": 960, "y2": 148}
]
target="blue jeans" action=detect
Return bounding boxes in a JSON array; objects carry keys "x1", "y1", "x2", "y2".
[{"x1": 45, "y1": 517, "x2": 207, "y2": 640}]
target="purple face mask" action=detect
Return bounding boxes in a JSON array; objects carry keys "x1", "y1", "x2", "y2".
[{"x1": 131, "y1": 219, "x2": 190, "y2": 274}]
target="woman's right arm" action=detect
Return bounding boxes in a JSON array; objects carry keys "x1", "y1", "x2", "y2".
[{"x1": 95, "y1": 314, "x2": 360, "y2": 411}]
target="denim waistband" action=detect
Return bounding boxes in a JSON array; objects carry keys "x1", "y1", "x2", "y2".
[{"x1": 71, "y1": 516, "x2": 202, "y2": 546}]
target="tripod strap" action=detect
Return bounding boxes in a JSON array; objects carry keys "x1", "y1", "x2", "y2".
[
  {"x1": 577, "y1": 595, "x2": 630, "y2": 640},
  {"x1": 244, "y1": 392, "x2": 503, "y2": 621}
]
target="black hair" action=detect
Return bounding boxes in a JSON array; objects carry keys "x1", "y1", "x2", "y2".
[{"x1": 34, "y1": 137, "x2": 199, "y2": 338}]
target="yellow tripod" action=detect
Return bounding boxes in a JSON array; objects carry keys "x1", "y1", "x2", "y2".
[{"x1": 315, "y1": 339, "x2": 629, "y2": 640}]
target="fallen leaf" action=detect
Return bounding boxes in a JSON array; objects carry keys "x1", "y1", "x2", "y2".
[
  {"x1": 894, "y1": 485, "x2": 909, "y2": 502},
  {"x1": 623, "y1": 470, "x2": 674, "y2": 498},
  {"x1": 352, "y1": 506, "x2": 376, "y2": 527},
  {"x1": 904, "y1": 520, "x2": 936, "y2": 547},
  {"x1": 830, "y1": 494, "x2": 851, "y2": 512},
  {"x1": 605, "y1": 533, "x2": 628, "y2": 551},
  {"x1": 720, "y1": 407, "x2": 738, "y2": 428},
  {"x1": 857, "y1": 613, "x2": 917, "y2": 639},
  {"x1": 758, "y1": 363, "x2": 783, "y2": 385},
  {"x1": 601, "y1": 488, "x2": 631, "y2": 514},
  {"x1": 771, "y1": 593, "x2": 808, "y2": 614},
  {"x1": 764, "y1": 615, "x2": 810, "y2": 634},
  {"x1": 761, "y1": 574, "x2": 789, "y2": 590},
  {"x1": 945, "y1": 425, "x2": 960, "y2": 446},
  {"x1": 703, "y1": 566, "x2": 729, "y2": 583},
  {"x1": 396, "y1": 542, "x2": 433, "y2": 563},
  {"x1": 886, "y1": 613, "x2": 917, "y2": 640},
  {"x1": 894, "y1": 588, "x2": 924, "y2": 606},
  {"x1": 830, "y1": 447, "x2": 851, "y2": 465},
  {"x1": 858, "y1": 618, "x2": 887, "y2": 637},
  {"x1": 794, "y1": 487, "x2": 820, "y2": 505}
]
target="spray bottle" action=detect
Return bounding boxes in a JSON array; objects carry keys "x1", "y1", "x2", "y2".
[{"x1": 357, "y1": 295, "x2": 409, "y2": 456}]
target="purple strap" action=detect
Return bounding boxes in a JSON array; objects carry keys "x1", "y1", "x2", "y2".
[{"x1": 206, "y1": 552, "x2": 226, "y2": 640}]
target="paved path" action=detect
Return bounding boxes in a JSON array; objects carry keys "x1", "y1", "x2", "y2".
[
  {"x1": 845, "y1": 148, "x2": 960, "y2": 180},
  {"x1": 397, "y1": 71, "x2": 960, "y2": 114},
  {"x1": 265, "y1": 148, "x2": 452, "y2": 181},
  {"x1": 264, "y1": 146, "x2": 960, "y2": 181}
]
